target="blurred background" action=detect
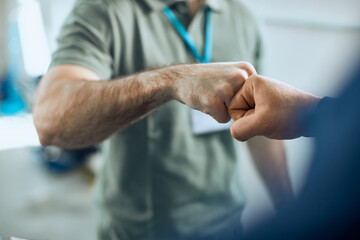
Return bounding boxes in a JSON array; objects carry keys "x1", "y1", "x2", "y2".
[{"x1": 0, "y1": 0, "x2": 359, "y2": 239}]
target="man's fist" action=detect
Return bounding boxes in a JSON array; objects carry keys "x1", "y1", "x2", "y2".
[
  {"x1": 170, "y1": 62, "x2": 257, "y2": 123},
  {"x1": 228, "y1": 75, "x2": 321, "y2": 141}
]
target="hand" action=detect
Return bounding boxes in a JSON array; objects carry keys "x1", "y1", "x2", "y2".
[
  {"x1": 228, "y1": 75, "x2": 321, "y2": 141},
  {"x1": 170, "y1": 62, "x2": 257, "y2": 123}
]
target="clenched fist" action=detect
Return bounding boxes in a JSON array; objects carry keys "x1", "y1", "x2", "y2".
[
  {"x1": 228, "y1": 75, "x2": 321, "y2": 141},
  {"x1": 169, "y1": 62, "x2": 257, "y2": 123}
]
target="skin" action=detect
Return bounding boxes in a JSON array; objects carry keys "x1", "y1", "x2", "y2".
[
  {"x1": 33, "y1": 1, "x2": 293, "y2": 209},
  {"x1": 228, "y1": 74, "x2": 322, "y2": 141},
  {"x1": 33, "y1": 62, "x2": 254, "y2": 148},
  {"x1": 186, "y1": 0, "x2": 294, "y2": 207},
  {"x1": 188, "y1": 0, "x2": 204, "y2": 17},
  {"x1": 228, "y1": 75, "x2": 323, "y2": 206}
]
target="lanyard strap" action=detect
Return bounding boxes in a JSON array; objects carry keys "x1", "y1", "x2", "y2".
[{"x1": 163, "y1": 6, "x2": 213, "y2": 63}]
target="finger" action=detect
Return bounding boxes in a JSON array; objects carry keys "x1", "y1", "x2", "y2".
[
  {"x1": 229, "y1": 70, "x2": 248, "y2": 95},
  {"x1": 223, "y1": 63, "x2": 255, "y2": 95},
  {"x1": 209, "y1": 101, "x2": 231, "y2": 123},
  {"x1": 236, "y1": 62, "x2": 257, "y2": 77},
  {"x1": 230, "y1": 113, "x2": 262, "y2": 141},
  {"x1": 223, "y1": 94, "x2": 232, "y2": 110},
  {"x1": 228, "y1": 109, "x2": 245, "y2": 121},
  {"x1": 228, "y1": 109, "x2": 253, "y2": 121},
  {"x1": 218, "y1": 84, "x2": 235, "y2": 109},
  {"x1": 228, "y1": 80, "x2": 255, "y2": 116},
  {"x1": 239, "y1": 69, "x2": 249, "y2": 80},
  {"x1": 228, "y1": 91, "x2": 249, "y2": 117}
]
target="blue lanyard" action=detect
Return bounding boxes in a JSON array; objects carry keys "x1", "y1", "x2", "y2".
[{"x1": 163, "y1": 6, "x2": 213, "y2": 63}]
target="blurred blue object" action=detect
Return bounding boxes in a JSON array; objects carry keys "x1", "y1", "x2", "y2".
[
  {"x1": 0, "y1": 75, "x2": 6, "y2": 101},
  {"x1": 35, "y1": 146, "x2": 97, "y2": 173},
  {"x1": 0, "y1": 20, "x2": 26, "y2": 115}
]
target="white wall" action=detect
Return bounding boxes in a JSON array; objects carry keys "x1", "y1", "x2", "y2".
[
  {"x1": 38, "y1": 0, "x2": 77, "y2": 53},
  {"x1": 0, "y1": 0, "x2": 11, "y2": 77}
]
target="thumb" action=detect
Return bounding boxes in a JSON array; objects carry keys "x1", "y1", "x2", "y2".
[{"x1": 230, "y1": 113, "x2": 262, "y2": 141}]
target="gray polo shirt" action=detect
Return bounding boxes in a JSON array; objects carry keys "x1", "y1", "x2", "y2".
[{"x1": 51, "y1": 0, "x2": 263, "y2": 239}]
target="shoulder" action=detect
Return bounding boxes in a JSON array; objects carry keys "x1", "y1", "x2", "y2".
[
  {"x1": 67, "y1": 0, "x2": 139, "y2": 29},
  {"x1": 71, "y1": 0, "x2": 136, "y2": 16}
]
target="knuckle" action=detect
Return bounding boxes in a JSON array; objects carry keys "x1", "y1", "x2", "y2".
[
  {"x1": 241, "y1": 61, "x2": 253, "y2": 68},
  {"x1": 237, "y1": 61, "x2": 257, "y2": 76},
  {"x1": 250, "y1": 75, "x2": 265, "y2": 88},
  {"x1": 201, "y1": 94, "x2": 230, "y2": 123},
  {"x1": 211, "y1": 96, "x2": 223, "y2": 108},
  {"x1": 200, "y1": 93, "x2": 212, "y2": 106},
  {"x1": 239, "y1": 61, "x2": 254, "y2": 70},
  {"x1": 217, "y1": 82, "x2": 234, "y2": 96},
  {"x1": 248, "y1": 74, "x2": 259, "y2": 83},
  {"x1": 201, "y1": 95, "x2": 220, "y2": 112},
  {"x1": 233, "y1": 69, "x2": 247, "y2": 81},
  {"x1": 224, "y1": 83, "x2": 235, "y2": 96},
  {"x1": 219, "y1": 115, "x2": 231, "y2": 123},
  {"x1": 215, "y1": 115, "x2": 229, "y2": 124},
  {"x1": 216, "y1": 109, "x2": 230, "y2": 124},
  {"x1": 210, "y1": 98, "x2": 229, "y2": 122}
]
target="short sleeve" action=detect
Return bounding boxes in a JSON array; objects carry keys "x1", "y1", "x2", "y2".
[{"x1": 50, "y1": 1, "x2": 113, "y2": 79}]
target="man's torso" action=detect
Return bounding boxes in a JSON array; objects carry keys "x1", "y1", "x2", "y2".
[{"x1": 51, "y1": 0, "x2": 262, "y2": 239}]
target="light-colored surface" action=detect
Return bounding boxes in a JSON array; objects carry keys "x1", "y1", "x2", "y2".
[
  {"x1": 0, "y1": 148, "x2": 97, "y2": 240},
  {"x1": 17, "y1": 0, "x2": 51, "y2": 77},
  {"x1": 0, "y1": 0, "x2": 10, "y2": 77},
  {"x1": 0, "y1": 0, "x2": 359, "y2": 239},
  {"x1": 246, "y1": 0, "x2": 360, "y2": 29},
  {"x1": 38, "y1": 0, "x2": 77, "y2": 53},
  {"x1": 0, "y1": 114, "x2": 40, "y2": 151}
]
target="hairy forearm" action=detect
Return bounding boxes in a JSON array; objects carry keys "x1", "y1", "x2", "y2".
[
  {"x1": 33, "y1": 67, "x2": 174, "y2": 149},
  {"x1": 34, "y1": 62, "x2": 255, "y2": 149},
  {"x1": 247, "y1": 137, "x2": 294, "y2": 208}
]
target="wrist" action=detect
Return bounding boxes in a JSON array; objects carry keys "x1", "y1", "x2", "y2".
[
  {"x1": 307, "y1": 94, "x2": 322, "y2": 110},
  {"x1": 298, "y1": 94, "x2": 322, "y2": 137},
  {"x1": 140, "y1": 67, "x2": 177, "y2": 102},
  {"x1": 158, "y1": 64, "x2": 188, "y2": 102}
]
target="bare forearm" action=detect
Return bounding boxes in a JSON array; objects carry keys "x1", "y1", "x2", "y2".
[
  {"x1": 34, "y1": 62, "x2": 256, "y2": 149},
  {"x1": 247, "y1": 137, "x2": 294, "y2": 208},
  {"x1": 34, "y1": 67, "x2": 174, "y2": 149}
]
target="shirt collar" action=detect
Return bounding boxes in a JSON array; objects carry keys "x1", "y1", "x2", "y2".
[{"x1": 141, "y1": 0, "x2": 223, "y2": 13}]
